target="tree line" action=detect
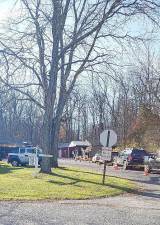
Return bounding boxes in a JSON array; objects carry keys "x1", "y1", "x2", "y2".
[{"x1": 0, "y1": 0, "x2": 159, "y2": 173}]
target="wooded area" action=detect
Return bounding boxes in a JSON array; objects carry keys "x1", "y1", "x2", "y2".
[{"x1": 0, "y1": 0, "x2": 160, "y2": 173}]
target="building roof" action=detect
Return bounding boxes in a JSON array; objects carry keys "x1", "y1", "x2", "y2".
[
  {"x1": 58, "y1": 143, "x2": 70, "y2": 148},
  {"x1": 0, "y1": 138, "x2": 30, "y2": 147},
  {"x1": 69, "y1": 140, "x2": 91, "y2": 148}
]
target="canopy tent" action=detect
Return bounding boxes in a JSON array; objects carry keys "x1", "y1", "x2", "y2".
[
  {"x1": 58, "y1": 140, "x2": 92, "y2": 158},
  {"x1": 69, "y1": 140, "x2": 91, "y2": 148}
]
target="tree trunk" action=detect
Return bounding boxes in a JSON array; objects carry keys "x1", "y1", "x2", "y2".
[
  {"x1": 40, "y1": 88, "x2": 66, "y2": 173},
  {"x1": 51, "y1": 118, "x2": 60, "y2": 168},
  {"x1": 40, "y1": 109, "x2": 53, "y2": 173},
  {"x1": 40, "y1": 112, "x2": 61, "y2": 173},
  {"x1": 40, "y1": 157, "x2": 52, "y2": 174}
]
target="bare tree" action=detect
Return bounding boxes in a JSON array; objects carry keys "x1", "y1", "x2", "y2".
[
  {"x1": 0, "y1": 0, "x2": 159, "y2": 173},
  {"x1": 130, "y1": 44, "x2": 160, "y2": 112}
]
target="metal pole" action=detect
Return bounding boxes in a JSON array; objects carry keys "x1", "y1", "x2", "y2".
[
  {"x1": 102, "y1": 130, "x2": 110, "y2": 184},
  {"x1": 102, "y1": 160, "x2": 107, "y2": 184},
  {"x1": 106, "y1": 130, "x2": 110, "y2": 147}
]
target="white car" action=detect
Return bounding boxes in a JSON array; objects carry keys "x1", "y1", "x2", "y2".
[
  {"x1": 92, "y1": 154, "x2": 103, "y2": 163},
  {"x1": 144, "y1": 153, "x2": 160, "y2": 173}
]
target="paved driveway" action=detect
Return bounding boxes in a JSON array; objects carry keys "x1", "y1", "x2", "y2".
[{"x1": 0, "y1": 159, "x2": 159, "y2": 225}]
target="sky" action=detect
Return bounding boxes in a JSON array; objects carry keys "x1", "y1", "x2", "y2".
[
  {"x1": 0, "y1": 0, "x2": 159, "y2": 74},
  {"x1": 0, "y1": 0, "x2": 18, "y2": 22},
  {"x1": 0, "y1": 0, "x2": 158, "y2": 35},
  {"x1": 0, "y1": 0, "x2": 160, "y2": 108}
]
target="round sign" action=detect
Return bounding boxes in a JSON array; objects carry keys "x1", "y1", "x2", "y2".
[{"x1": 100, "y1": 130, "x2": 117, "y2": 147}]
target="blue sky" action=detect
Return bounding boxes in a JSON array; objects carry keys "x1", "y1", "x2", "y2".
[{"x1": 0, "y1": 0, "x2": 159, "y2": 58}]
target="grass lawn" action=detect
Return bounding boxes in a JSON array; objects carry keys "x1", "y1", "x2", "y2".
[{"x1": 0, "y1": 162, "x2": 135, "y2": 200}]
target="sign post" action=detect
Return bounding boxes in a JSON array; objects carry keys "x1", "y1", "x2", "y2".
[
  {"x1": 28, "y1": 152, "x2": 53, "y2": 177},
  {"x1": 100, "y1": 129, "x2": 117, "y2": 184}
]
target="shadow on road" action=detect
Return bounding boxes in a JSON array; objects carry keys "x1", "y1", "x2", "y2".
[
  {"x1": 125, "y1": 173, "x2": 160, "y2": 186},
  {"x1": 134, "y1": 190, "x2": 160, "y2": 199}
]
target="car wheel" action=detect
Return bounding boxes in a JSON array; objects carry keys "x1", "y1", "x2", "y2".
[
  {"x1": 123, "y1": 161, "x2": 128, "y2": 170},
  {"x1": 39, "y1": 161, "x2": 42, "y2": 167},
  {"x1": 11, "y1": 160, "x2": 19, "y2": 167}
]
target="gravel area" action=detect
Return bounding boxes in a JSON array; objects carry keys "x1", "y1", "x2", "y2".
[{"x1": 0, "y1": 194, "x2": 160, "y2": 225}]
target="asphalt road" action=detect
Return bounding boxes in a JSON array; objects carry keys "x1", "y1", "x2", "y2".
[{"x1": 0, "y1": 159, "x2": 160, "y2": 225}]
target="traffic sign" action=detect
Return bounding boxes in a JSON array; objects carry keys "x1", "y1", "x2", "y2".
[
  {"x1": 100, "y1": 130, "x2": 117, "y2": 147},
  {"x1": 102, "y1": 147, "x2": 112, "y2": 161},
  {"x1": 100, "y1": 130, "x2": 117, "y2": 185},
  {"x1": 28, "y1": 154, "x2": 38, "y2": 167},
  {"x1": 28, "y1": 154, "x2": 53, "y2": 167},
  {"x1": 28, "y1": 155, "x2": 35, "y2": 166}
]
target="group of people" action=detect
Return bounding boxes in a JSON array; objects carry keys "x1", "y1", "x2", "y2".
[
  {"x1": 72, "y1": 148, "x2": 90, "y2": 161},
  {"x1": 72, "y1": 149, "x2": 79, "y2": 160}
]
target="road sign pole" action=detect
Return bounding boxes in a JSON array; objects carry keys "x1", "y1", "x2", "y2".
[
  {"x1": 102, "y1": 131, "x2": 110, "y2": 184},
  {"x1": 106, "y1": 130, "x2": 110, "y2": 147},
  {"x1": 102, "y1": 160, "x2": 107, "y2": 184},
  {"x1": 100, "y1": 129, "x2": 117, "y2": 185}
]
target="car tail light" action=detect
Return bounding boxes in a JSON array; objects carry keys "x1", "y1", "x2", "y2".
[{"x1": 128, "y1": 155, "x2": 132, "y2": 161}]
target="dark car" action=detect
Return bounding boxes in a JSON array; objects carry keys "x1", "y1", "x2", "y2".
[
  {"x1": 115, "y1": 148, "x2": 150, "y2": 170},
  {"x1": 0, "y1": 147, "x2": 19, "y2": 160}
]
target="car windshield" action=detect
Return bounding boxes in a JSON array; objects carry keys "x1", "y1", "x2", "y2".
[
  {"x1": 10, "y1": 148, "x2": 19, "y2": 154},
  {"x1": 119, "y1": 149, "x2": 132, "y2": 156},
  {"x1": 112, "y1": 152, "x2": 118, "y2": 156},
  {"x1": 132, "y1": 149, "x2": 147, "y2": 155},
  {"x1": 124, "y1": 149, "x2": 132, "y2": 155},
  {"x1": 26, "y1": 148, "x2": 35, "y2": 153}
]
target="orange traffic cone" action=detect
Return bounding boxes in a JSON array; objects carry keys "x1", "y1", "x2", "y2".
[
  {"x1": 113, "y1": 163, "x2": 119, "y2": 170},
  {"x1": 144, "y1": 166, "x2": 149, "y2": 176}
]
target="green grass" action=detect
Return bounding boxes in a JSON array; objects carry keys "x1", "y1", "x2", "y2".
[{"x1": 0, "y1": 162, "x2": 135, "y2": 200}]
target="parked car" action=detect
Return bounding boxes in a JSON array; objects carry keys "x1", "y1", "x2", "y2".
[
  {"x1": 92, "y1": 151, "x2": 119, "y2": 164},
  {"x1": 8, "y1": 147, "x2": 42, "y2": 167},
  {"x1": 92, "y1": 154, "x2": 102, "y2": 163},
  {"x1": 144, "y1": 152, "x2": 160, "y2": 173},
  {"x1": 102, "y1": 151, "x2": 119, "y2": 165},
  {"x1": 0, "y1": 147, "x2": 19, "y2": 160},
  {"x1": 114, "y1": 148, "x2": 150, "y2": 170}
]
